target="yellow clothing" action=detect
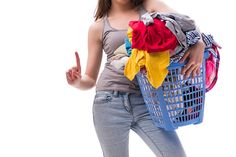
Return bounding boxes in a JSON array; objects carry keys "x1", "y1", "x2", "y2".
[
  {"x1": 127, "y1": 27, "x2": 133, "y2": 43},
  {"x1": 124, "y1": 49, "x2": 170, "y2": 88}
]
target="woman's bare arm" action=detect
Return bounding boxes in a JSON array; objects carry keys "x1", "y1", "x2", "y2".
[
  {"x1": 84, "y1": 20, "x2": 103, "y2": 83},
  {"x1": 66, "y1": 20, "x2": 104, "y2": 90},
  {"x1": 143, "y1": 0, "x2": 177, "y2": 13}
]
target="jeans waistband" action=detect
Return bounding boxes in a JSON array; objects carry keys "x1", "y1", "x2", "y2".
[{"x1": 96, "y1": 90, "x2": 141, "y2": 97}]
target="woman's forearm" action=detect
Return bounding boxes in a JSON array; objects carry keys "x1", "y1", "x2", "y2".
[{"x1": 73, "y1": 74, "x2": 96, "y2": 90}]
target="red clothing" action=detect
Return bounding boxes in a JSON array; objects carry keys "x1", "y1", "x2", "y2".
[
  {"x1": 205, "y1": 45, "x2": 220, "y2": 92},
  {"x1": 129, "y1": 18, "x2": 178, "y2": 53}
]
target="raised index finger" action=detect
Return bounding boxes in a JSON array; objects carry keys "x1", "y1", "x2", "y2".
[{"x1": 75, "y1": 51, "x2": 81, "y2": 72}]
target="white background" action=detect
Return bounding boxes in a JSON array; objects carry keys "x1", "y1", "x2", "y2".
[{"x1": 0, "y1": 0, "x2": 235, "y2": 157}]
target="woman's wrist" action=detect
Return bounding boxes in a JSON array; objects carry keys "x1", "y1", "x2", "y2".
[
  {"x1": 73, "y1": 74, "x2": 96, "y2": 90},
  {"x1": 189, "y1": 38, "x2": 205, "y2": 52}
]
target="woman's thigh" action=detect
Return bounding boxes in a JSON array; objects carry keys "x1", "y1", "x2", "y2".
[
  {"x1": 130, "y1": 93, "x2": 186, "y2": 157},
  {"x1": 92, "y1": 91, "x2": 133, "y2": 157}
]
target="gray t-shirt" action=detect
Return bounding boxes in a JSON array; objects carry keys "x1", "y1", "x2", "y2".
[{"x1": 95, "y1": 6, "x2": 147, "y2": 94}]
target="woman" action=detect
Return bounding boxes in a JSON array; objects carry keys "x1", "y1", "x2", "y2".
[{"x1": 66, "y1": 0, "x2": 205, "y2": 156}]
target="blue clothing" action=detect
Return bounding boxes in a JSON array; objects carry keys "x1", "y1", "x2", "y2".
[
  {"x1": 93, "y1": 90, "x2": 186, "y2": 157},
  {"x1": 186, "y1": 30, "x2": 201, "y2": 46},
  {"x1": 125, "y1": 37, "x2": 132, "y2": 56}
]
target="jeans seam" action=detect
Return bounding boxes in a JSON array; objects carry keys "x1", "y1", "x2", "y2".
[{"x1": 132, "y1": 124, "x2": 165, "y2": 157}]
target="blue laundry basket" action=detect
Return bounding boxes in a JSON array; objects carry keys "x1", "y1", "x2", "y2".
[{"x1": 136, "y1": 54, "x2": 207, "y2": 131}]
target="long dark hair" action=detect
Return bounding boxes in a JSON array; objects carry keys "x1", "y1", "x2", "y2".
[{"x1": 94, "y1": 0, "x2": 144, "y2": 20}]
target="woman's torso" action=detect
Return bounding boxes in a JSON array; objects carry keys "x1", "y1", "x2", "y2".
[{"x1": 95, "y1": 5, "x2": 147, "y2": 94}]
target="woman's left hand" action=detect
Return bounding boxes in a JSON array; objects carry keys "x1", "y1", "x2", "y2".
[{"x1": 179, "y1": 40, "x2": 205, "y2": 78}]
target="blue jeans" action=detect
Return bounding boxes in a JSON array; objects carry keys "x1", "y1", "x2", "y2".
[{"x1": 92, "y1": 90, "x2": 186, "y2": 157}]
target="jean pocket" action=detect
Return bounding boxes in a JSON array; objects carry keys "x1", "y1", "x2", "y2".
[{"x1": 93, "y1": 91, "x2": 113, "y2": 104}]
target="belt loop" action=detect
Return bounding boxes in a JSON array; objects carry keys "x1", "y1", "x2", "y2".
[
  {"x1": 113, "y1": 90, "x2": 119, "y2": 97},
  {"x1": 125, "y1": 92, "x2": 130, "y2": 98}
]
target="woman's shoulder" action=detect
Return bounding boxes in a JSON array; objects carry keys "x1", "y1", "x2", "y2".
[
  {"x1": 143, "y1": 0, "x2": 176, "y2": 13},
  {"x1": 89, "y1": 18, "x2": 104, "y2": 34},
  {"x1": 88, "y1": 18, "x2": 104, "y2": 41}
]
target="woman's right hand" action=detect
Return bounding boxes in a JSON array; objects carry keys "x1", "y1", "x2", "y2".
[{"x1": 66, "y1": 52, "x2": 82, "y2": 87}]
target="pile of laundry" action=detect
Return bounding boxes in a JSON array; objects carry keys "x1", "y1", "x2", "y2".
[{"x1": 110, "y1": 12, "x2": 221, "y2": 92}]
